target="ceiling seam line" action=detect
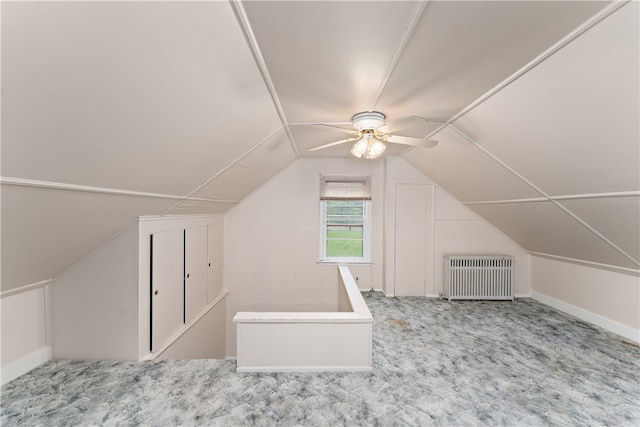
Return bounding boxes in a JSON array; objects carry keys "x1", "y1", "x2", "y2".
[
  {"x1": 0, "y1": 176, "x2": 237, "y2": 203},
  {"x1": 464, "y1": 191, "x2": 640, "y2": 205},
  {"x1": 546, "y1": 200, "x2": 640, "y2": 266},
  {"x1": 447, "y1": 124, "x2": 550, "y2": 198},
  {"x1": 551, "y1": 191, "x2": 640, "y2": 200},
  {"x1": 289, "y1": 122, "x2": 352, "y2": 127},
  {"x1": 368, "y1": 0, "x2": 429, "y2": 111},
  {"x1": 0, "y1": 279, "x2": 53, "y2": 299},
  {"x1": 449, "y1": 124, "x2": 640, "y2": 267},
  {"x1": 230, "y1": 0, "x2": 300, "y2": 158},
  {"x1": 160, "y1": 125, "x2": 284, "y2": 216},
  {"x1": 446, "y1": 0, "x2": 629, "y2": 125},
  {"x1": 4, "y1": 214, "x2": 229, "y2": 295},
  {"x1": 46, "y1": 216, "x2": 142, "y2": 289},
  {"x1": 528, "y1": 252, "x2": 640, "y2": 276},
  {"x1": 400, "y1": 0, "x2": 629, "y2": 158},
  {"x1": 464, "y1": 198, "x2": 549, "y2": 205},
  {"x1": 51, "y1": 215, "x2": 171, "y2": 291}
]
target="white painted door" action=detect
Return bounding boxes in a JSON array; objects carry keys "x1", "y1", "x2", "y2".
[
  {"x1": 151, "y1": 229, "x2": 183, "y2": 352},
  {"x1": 207, "y1": 223, "x2": 223, "y2": 303},
  {"x1": 395, "y1": 184, "x2": 428, "y2": 296},
  {"x1": 184, "y1": 226, "x2": 208, "y2": 323}
]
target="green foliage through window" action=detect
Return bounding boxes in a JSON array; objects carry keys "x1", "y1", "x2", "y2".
[{"x1": 325, "y1": 201, "x2": 364, "y2": 258}]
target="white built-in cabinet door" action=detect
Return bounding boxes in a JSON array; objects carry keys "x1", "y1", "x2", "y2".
[
  {"x1": 151, "y1": 230, "x2": 184, "y2": 352},
  {"x1": 394, "y1": 184, "x2": 430, "y2": 296},
  {"x1": 184, "y1": 226, "x2": 208, "y2": 323},
  {"x1": 207, "y1": 223, "x2": 223, "y2": 303}
]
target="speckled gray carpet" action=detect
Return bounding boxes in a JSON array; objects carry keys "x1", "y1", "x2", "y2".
[{"x1": 2, "y1": 293, "x2": 639, "y2": 426}]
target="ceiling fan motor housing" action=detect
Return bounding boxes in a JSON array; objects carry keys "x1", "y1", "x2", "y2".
[{"x1": 352, "y1": 111, "x2": 385, "y2": 131}]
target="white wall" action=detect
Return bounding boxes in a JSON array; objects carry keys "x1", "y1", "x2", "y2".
[
  {"x1": 1, "y1": 283, "x2": 52, "y2": 385},
  {"x1": 224, "y1": 156, "x2": 530, "y2": 357},
  {"x1": 531, "y1": 256, "x2": 639, "y2": 342},
  {"x1": 53, "y1": 223, "x2": 139, "y2": 360},
  {"x1": 233, "y1": 265, "x2": 372, "y2": 372},
  {"x1": 385, "y1": 157, "x2": 530, "y2": 297},
  {"x1": 224, "y1": 158, "x2": 385, "y2": 357},
  {"x1": 235, "y1": 322, "x2": 372, "y2": 372},
  {"x1": 434, "y1": 189, "x2": 530, "y2": 296},
  {"x1": 156, "y1": 294, "x2": 227, "y2": 360}
]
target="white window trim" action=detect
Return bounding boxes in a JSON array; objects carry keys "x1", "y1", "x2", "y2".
[{"x1": 318, "y1": 199, "x2": 372, "y2": 264}]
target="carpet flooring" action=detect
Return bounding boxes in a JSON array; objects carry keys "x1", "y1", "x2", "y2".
[{"x1": 2, "y1": 292, "x2": 639, "y2": 426}]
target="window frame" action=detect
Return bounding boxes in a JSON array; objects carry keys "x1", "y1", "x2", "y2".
[{"x1": 318, "y1": 177, "x2": 372, "y2": 264}]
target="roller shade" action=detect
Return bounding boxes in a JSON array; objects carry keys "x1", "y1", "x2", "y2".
[{"x1": 320, "y1": 176, "x2": 371, "y2": 200}]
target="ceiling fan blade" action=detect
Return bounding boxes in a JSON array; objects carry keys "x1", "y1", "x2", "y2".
[
  {"x1": 308, "y1": 136, "x2": 361, "y2": 152},
  {"x1": 378, "y1": 116, "x2": 427, "y2": 134},
  {"x1": 388, "y1": 134, "x2": 438, "y2": 148},
  {"x1": 311, "y1": 124, "x2": 358, "y2": 135}
]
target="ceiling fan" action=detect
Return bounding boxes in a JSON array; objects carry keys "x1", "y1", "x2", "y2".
[{"x1": 307, "y1": 111, "x2": 438, "y2": 159}]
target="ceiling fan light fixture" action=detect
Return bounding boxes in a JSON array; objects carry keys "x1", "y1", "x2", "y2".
[
  {"x1": 351, "y1": 133, "x2": 386, "y2": 159},
  {"x1": 351, "y1": 111, "x2": 385, "y2": 131},
  {"x1": 351, "y1": 139, "x2": 368, "y2": 158},
  {"x1": 308, "y1": 111, "x2": 437, "y2": 156},
  {"x1": 366, "y1": 138, "x2": 386, "y2": 159}
]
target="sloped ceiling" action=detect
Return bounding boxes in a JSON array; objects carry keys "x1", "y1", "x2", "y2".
[{"x1": 2, "y1": 1, "x2": 638, "y2": 290}]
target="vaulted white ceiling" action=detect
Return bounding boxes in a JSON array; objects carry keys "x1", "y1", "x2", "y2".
[{"x1": 2, "y1": 1, "x2": 638, "y2": 290}]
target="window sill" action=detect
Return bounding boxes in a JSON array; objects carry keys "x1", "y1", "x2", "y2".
[{"x1": 317, "y1": 259, "x2": 373, "y2": 265}]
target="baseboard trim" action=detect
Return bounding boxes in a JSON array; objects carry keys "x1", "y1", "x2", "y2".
[
  {"x1": 384, "y1": 294, "x2": 442, "y2": 298},
  {"x1": 1, "y1": 346, "x2": 52, "y2": 386},
  {"x1": 514, "y1": 293, "x2": 530, "y2": 299},
  {"x1": 236, "y1": 365, "x2": 372, "y2": 373},
  {"x1": 530, "y1": 291, "x2": 640, "y2": 344}
]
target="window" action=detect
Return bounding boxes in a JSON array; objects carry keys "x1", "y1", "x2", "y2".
[{"x1": 319, "y1": 176, "x2": 371, "y2": 263}]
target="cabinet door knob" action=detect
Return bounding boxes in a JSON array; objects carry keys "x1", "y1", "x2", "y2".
[
  {"x1": 186, "y1": 273, "x2": 190, "y2": 278},
  {"x1": 208, "y1": 263, "x2": 211, "y2": 267},
  {"x1": 154, "y1": 290, "x2": 159, "y2": 295}
]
